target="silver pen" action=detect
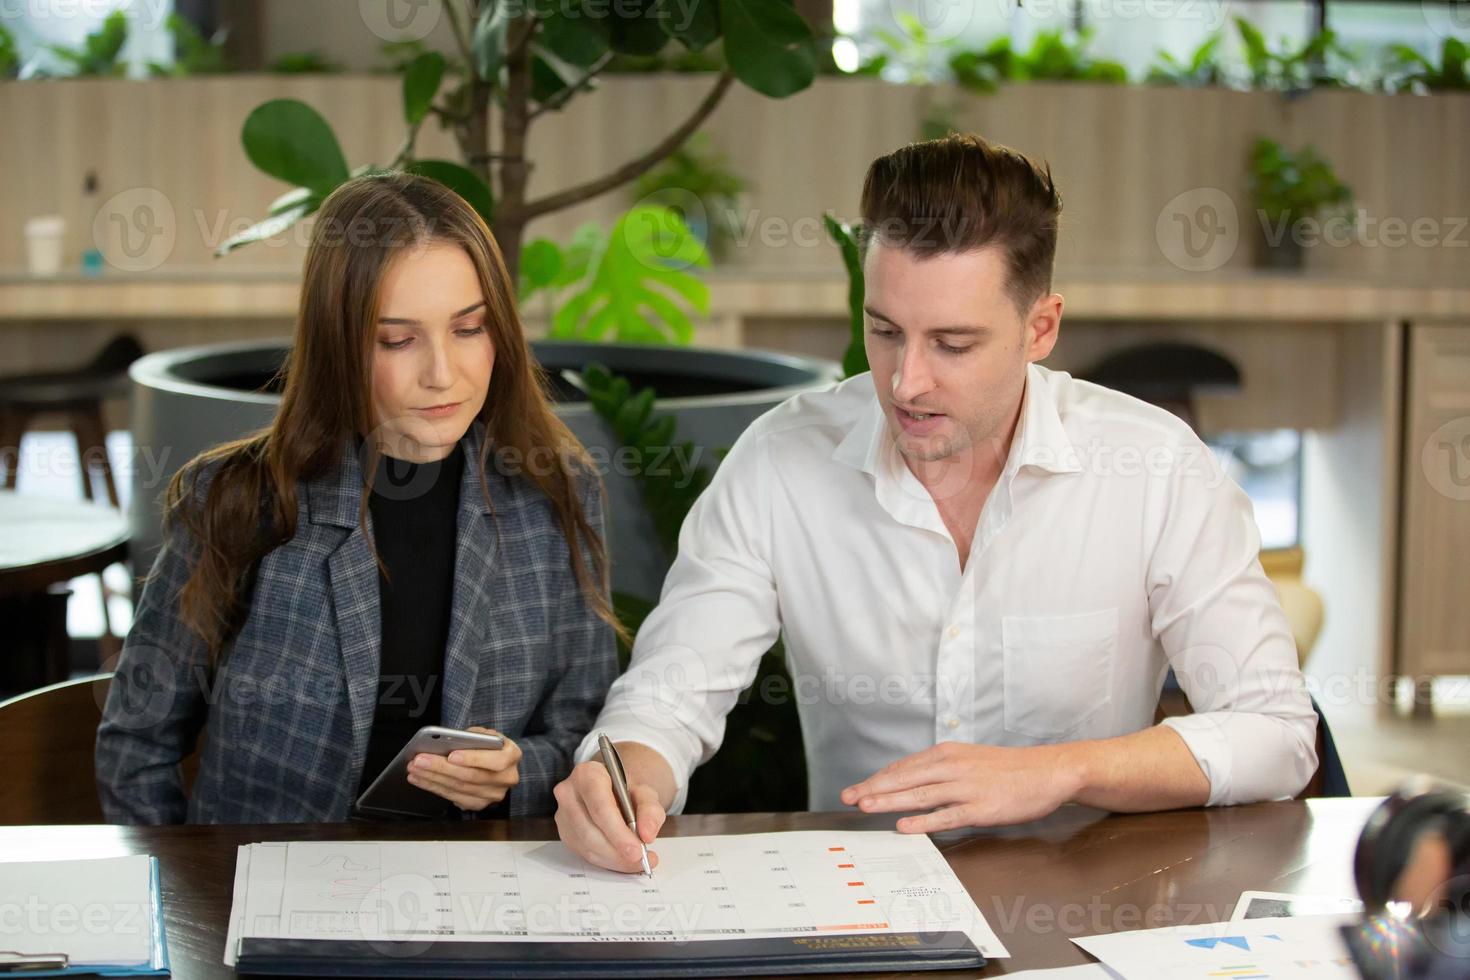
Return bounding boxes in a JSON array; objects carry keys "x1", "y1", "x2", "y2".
[{"x1": 597, "y1": 732, "x2": 652, "y2": 878}]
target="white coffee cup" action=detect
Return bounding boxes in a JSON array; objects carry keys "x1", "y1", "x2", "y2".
[{"x1": 24, "y1": 215, "x2": 66, "y2": 276}]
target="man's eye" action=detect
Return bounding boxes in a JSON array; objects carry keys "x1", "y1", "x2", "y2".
[
  {"x1": 939, "y1": 343, "x2": 971, "y2": 355},
  {"x1": 869, "y1": 327, "x2": 897, "y2": 338}
]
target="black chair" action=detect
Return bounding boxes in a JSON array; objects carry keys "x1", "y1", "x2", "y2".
[
  {"x1": 0, "y1": 335, "x2": 144, "y2": 656},
  {"x1": 0, "y1": 334, "x2": 144, "y2": 507},
  {"x1": 1084, "y1": 342, "x2": 1241, "y2": 432}
]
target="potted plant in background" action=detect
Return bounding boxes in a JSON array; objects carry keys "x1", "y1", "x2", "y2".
[
  {"x1": 629, "y1": 134, "x2": 750, "y2": 262},
  {"x1": 1246, "y1": 137, "x2": 1354, "y2": 271}
]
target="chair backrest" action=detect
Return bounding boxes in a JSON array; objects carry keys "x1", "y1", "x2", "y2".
[{"x1": 0, "y1": 673, "x2": 201, "y2": 824}]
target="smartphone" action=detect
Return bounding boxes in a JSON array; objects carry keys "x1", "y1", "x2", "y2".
[{"x1": 353, "y1": 725, "x2": 506, "y2": 819}]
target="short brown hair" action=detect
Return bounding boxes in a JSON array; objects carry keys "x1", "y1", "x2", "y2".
[{"x1": 858, "y1": 132, "x2": 1062, "y2": 316}]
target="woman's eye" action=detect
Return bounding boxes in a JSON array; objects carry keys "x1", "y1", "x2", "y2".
[
  {"x1": 869, "y1": 327, "x2": 896, "y2": 338},
  {"x1": 455, "y1": 323, "x2": 486, "y2": 336},
  {"x1": 379, "y1": 337, "x2": 412, "y2": 350}
]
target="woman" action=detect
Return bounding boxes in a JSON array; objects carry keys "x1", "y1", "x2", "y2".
[{"x1": 96, "y1": 172, "x2": 620, "y2": 824}]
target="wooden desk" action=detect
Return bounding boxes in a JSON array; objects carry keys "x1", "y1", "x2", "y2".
[{"x1": 0, "y1": 798, "x2": 1378, "y2": 978}]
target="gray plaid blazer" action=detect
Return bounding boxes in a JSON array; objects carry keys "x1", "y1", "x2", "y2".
[{"x1": 96, "y1": 422, "x2": 616, "y2": 824}]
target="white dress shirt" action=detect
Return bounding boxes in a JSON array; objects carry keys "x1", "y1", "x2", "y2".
[{"x1": 577, "y1": 364, "x2": 1318, "y2": 813}]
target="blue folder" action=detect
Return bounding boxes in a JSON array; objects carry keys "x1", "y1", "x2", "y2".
[{"x1": 0, "y1": 857, "x2": 169, "y2": 978}]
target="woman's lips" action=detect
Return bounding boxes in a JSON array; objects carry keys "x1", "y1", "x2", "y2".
[{"x1": 414, "y1": 401, "x2": 463, "y2": 418}]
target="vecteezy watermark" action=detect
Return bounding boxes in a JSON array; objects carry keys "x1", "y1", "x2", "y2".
[
  {"x1": 360, "y1": 0, "x2": 711, "y2": 41},
  {"x1": 887, "y1": 0, "x2": 976, "y2": 43},
  {"x1": 0, "y1": 896, "x2": 149, "y2": 937},
  {"x1": 1155, "y1": 187, "x2": 1240, "y2": 272},
  {"x1": 94, "y1": 187, "x2": 177, "y2": 273},
  {"x1": 1423, "y1": 416, "x2": 1470, "y2": 502},
  {"x1": 359, "y1": 0, "x2": 443, "y2": 42},
  {"x1": 1, "y1": 0, "x2": 170, "y2": 29},
  {"x1": 992, "y1": 0, "x2": 1228, "y2": 30},
  {"x1": 1422, "y1": 0, "x2": 1470, "y2": 39},
  {"x1": 1257, "y1": 210, "x2": 1469, "y2": 251}
]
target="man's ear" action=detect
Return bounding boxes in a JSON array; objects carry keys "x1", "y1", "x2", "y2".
[{"x1": 1024, "y1": 292, "x2": 1063, "y2": 363}]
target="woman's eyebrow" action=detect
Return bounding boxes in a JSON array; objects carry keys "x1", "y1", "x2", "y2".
[{"x1": 378, "y1": 300, "x2": 487, "y2": 326}]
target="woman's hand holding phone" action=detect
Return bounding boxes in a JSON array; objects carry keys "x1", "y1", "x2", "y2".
[{"x1": 406, "y1": 725, "x2": 522, "y2": 811}]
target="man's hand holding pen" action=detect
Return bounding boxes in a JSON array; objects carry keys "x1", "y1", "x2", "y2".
[{"x1": 554, "y1": 738, "x2": 676, "y2": 874}]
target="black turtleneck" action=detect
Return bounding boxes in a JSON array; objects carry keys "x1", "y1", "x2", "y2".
[{"x1": 354, "y1": 447, "x2": 465, "y2": 808}]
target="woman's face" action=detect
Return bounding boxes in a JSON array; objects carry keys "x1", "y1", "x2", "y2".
[{"x1": 370, "y1": 242, "x2": 494, "y2": 463}]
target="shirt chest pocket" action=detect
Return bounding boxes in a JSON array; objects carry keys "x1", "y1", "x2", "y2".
[{"x1": 1001, "y1": 607, "x2": 1119, "y2": 741}]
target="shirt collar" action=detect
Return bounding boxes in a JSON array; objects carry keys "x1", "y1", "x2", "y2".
[{"x1": 832, "y1": 363, "x2": 1082, "y2": 481}]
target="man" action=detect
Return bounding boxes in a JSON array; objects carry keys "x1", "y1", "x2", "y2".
[{"x1": 554, "y1": 133, "x2": 1317, "y2": 873}]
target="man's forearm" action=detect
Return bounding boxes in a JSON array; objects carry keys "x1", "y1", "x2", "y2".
[
  {"x1": 614, "y1": 741, "x2": 680, "y2": 810},
  {"x1": 1058, "y1": 724, "x2": 1211, "y2": 813}
]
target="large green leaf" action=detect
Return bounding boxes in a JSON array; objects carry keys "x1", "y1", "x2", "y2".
[
  {"x1": 519, "y1": 238, "x2": 564, "y2": 300},
  {"x1": 406, "y1": 160, "x2": 496, "y2": 226},
  {"x1": 215, "y1": 197, "x2": 320, "y2": 256},
  {"x1": 657, "y1": 0, "x2": 720, "y2": 50},
  {"x1": 823, "y1": 214, "x2": 868, "y2": 379},
  {"x1": 609, "y1": 0, "x2": 673, "y2": 56},
  {"x1": 540, "y1": 3, "x2": 611, "y2": 67},
  {"x1": 473, "y1": 1, "x2": 510, "y2": 81},
  {"x1": 552, "y1": 206, "x2": 710, "y2": 344},
  {"x1": 240, "y1": 99, "x2": 350, "y2": 197},
  {"x1": 721, "y1": 0, "x2": 816, "y2": 97},
  {"x1": 402, "y1": 51, "x2": 447, "y2": 125}
]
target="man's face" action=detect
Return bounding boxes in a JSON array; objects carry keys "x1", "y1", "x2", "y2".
[{"x1": 862, "y1": 240, "x2": 1059, "y2": 467}]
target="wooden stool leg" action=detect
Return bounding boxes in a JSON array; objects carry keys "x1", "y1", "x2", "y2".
[
  {"x1": 0, "y1": 409, "x2": 25, "y2": 491},
  {"x1": 71, "y1": 405, "x2": 123, "y2": 658},
  {"x1": 73, "y1": 406, "x2": 119, "y2": 507}
]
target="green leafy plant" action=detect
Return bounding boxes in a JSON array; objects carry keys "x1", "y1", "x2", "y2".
[
  {"x1": 1386, "y1": 37, "x2": 1469, "y2": 92},
  {"x1": 1145, "y1": 34, "x2": 1224, "y2": 87},
  {"x1": 1233, "y1": 18, "x2": 1357, "y2": 91},
  {"x1": 147, "y1": 13, "x2": 230, "y2": 76},
  {"x1": 860, "y1": 11, "x2": 959, "y2": 84},
  {"x1": 1246, "y1": 137, "x2": 1353, "y2": 268},
  {"x1": 0, "y1": 22, "x2": 20, "y2": 79},
  {"x1": 526, "y1": 206, "x2": 712, "y2": 345},
  {"x1": 223, "y1": 0, "x2": 818, "y2": 280},
  {"x1": 630, "y1": 133, "x2": 750, "y2": 260},
  {"x1": 823, "y1": 214, "x2": 869, "y2": 380},
  {"x1": 581, "y1": 366, "x2": 807, "y2": 812},
  {"x1": 1247, "y1": 138, "x2": 1354, "y2": 226},
  {"x1": 42, "y1": 9, "x2": 128, "y2": 77},
  {"x1": 268, "y1": 50, "x2": 344, "y2": 74},
  {"x1": 949, "y1": 30, "x2": 1126, "y2": 93}
]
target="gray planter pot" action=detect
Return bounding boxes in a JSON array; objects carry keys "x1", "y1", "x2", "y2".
[{"x1": 128, "y1": 340, "x2": 840, "y2": 601}]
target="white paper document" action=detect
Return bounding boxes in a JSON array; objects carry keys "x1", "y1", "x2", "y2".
[
  {"x1": 224, "y1": 831, "x2": 1008, "y2": 966},
  {"x1": 1074, "y1": 913, "x2": 1358, "y2": 979},
  {"x1": 0, "y1": 855, "x2": 156, "y2": 968},
  {"x1": 1230, "y1": 890, "x2": 1363, "y2": 922}
]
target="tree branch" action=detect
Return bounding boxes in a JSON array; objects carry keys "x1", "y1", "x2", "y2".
[
  {"x1": 527, "y1": 51, "x2": 615, "y2": 121},
  {"x1": 442, "y1": 0, "x2": 476, "y2": 74},
  {"x1": 513, "y1": 69, "x2": 735, "y2": 222}
]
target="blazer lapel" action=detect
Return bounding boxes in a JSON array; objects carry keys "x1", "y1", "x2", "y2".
[{"x1": 307, "y1": 440, "x2": 381, "y2": 782}]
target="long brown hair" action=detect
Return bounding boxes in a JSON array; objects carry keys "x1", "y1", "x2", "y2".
[{"x1": 165, "y1": 171, "x2": 623, "y2": 661}]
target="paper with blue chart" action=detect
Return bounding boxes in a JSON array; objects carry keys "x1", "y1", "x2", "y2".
[
  {"x1": 222, "y1": 831, "x2": 1008, "y2": 966},
  {"x1": 1073, "y1": 913, "x2": 1359, "y2": 979}
]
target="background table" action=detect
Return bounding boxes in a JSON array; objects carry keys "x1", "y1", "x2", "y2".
[
  {"x1": 0, "y1": 798, "x2": 1378, "y2": 978},
  {"x1": 0, "y1": 490, "x2": 129, "y2": 692}
]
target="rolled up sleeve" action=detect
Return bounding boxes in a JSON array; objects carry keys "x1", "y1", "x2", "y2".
[{"x1": 1149, "y1": 440, "x2": 1319, "y2": 805}]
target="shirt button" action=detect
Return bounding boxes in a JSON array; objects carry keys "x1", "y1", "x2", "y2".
[
  {"x1": 947, "y1": 625, "x2": 960, "y2": 639},
  {"x1": 946, "y1": 718, "x2": 960, "y2": 730}
]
